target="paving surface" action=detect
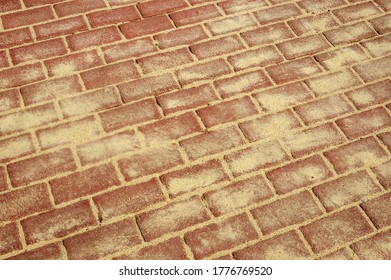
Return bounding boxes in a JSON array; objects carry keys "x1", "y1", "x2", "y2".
[{"x1": 0, "y1": 0, "x2": 391, "y2": 260}]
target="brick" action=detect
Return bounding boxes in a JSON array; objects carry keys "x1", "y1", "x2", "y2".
[
  {"x1": 301, "y1": 207, "x2": 372, "y2": 253},
  {"x1": 288, "y1": 12, "x2": 339, "y2": 36},
  {"x1": 0, "y1": 63, "x2": 45, "y2": 90},
  {"x1": 77, "y1": 131, "x2": 140, "y2": 165},
  {"x1": 234, "y1": 231, "x2": 311, "y2": 260},
  {"x1": 354, "y1": 55, "x2": 391, "y2": 82},
  {"x1": 80, "y1": 61, "x2": 140, "y2": 90},
  {"x1": 277, "y1": 35, "x2": 330, "y2": 60},
  {"x1": 0, "y1": 183, "x2": 52, "y2": 222},
  {"x1": 8, "y1": 243, "x2": 62, "y2": 260},
  {"x1": 218, "y1": 0, "x2": 268, "y2": 14},
  {"x1": 227, "y1": 45, "x2": 283, "y2": 71},
  {"x1": 0, "y1": 134, "x2": 35, "y2": 163},
  {"x1": 0, "y1": 167, "x2": 7, "y2": 192},
  {"x1": 240, "y1": 110, "x2": 302, "y2": 142},
  {"x1": 0, "y1": 104, "x2": 59, "y2": 136},
  {"x1": 197, "y1": 96, "x2": 258, "y2": 128},
  {"x1": 155, "y1": 25, "x2": 208, "y2": 49},
  {"x1": 8, "y1": 148, "x2": 77, "y2": 187},
  {"x1": 138, "y1": 0, "x2": 188, "y2": 17},
  {"x1": 362, "y1": 193, "x2": 391, "y2": 229},
  {"x1": 180, "y1": 126, "x2": 245, "y2": 160},
  {"x1": 370, "y1": 14, "x2": 391, "y2": 34},
  {"x1": 191, "y1": 35, "x2": 244, "y2": 60},
  {"x1": 333, "y1": 2, "x2": 381, "y2": 23},
  {"x1": 87, "y1": 5, "x2": 140, "y2": 28},
  {"x1": 324, "y1": 137, "x2": 388, "y2": 174},
  {"x1": 315, "y1": 45, "x2": 368, "y2": 70},
  {"x1": 379, "y1": 132, "x2": 391, "y2": 151},
  {"x1": 137, "y1": 196, "x2": 210, "y2": 241},
  {"x1": 225, "y1": 140, "x2": 289, "y2": 177},
  {"x1": 34, "y1": 16, "x2": 88, "y2": 41},
  {"x1": 253, "y1": 82, "x2": 313, "y2": 112},
  {"x1": 118, "y1": 143, "x2": 184, "y2": 181},
  {"x1": 63, "y1": 218, "x2": 142, "y2": 259},
  {"x1": 254, "y1": 4, "x2": 302, "y2": 25},
  {"x1": 139, "y1": 112, "x2": 202, "y2": 145},
  {"x1": 185, "y1": 214, "x2": 258, "y2": 259},
  {"x1": 22, "y1": 200, "x2": 96, "y2": 245},
  {"x1": 295, "y1": 95, "x2": 354, "y2": 125},
  {"x1": 0, "y1": 50, "x2": 8, "y2": 68},
  {"x1": 372, "y1": 160, "x2": 391, "y2": 190},
  {"x1": 361, "y1": 34, "x2": 391, "y2": 57},
  {"x1": 2, "y1": 6, "x2": 55, "y2": 29},
  {"x1": 54, "y1": 0, "x2": 106, "y2": 17},
  {"x1": 137, "y1": 48, "x2": 194, "y2": 74},
  {"x1": 283, "y1": 123, "x2": 345, "y2": 158},
  {"x1": 20, "y1": 75, "x2": 82, "y2": 105},
  {"x1": 99, "y1": 98, "x2": 161, "y2": 132},
  {"x1": 351, "y1": 230, "x2": 391, "y2": 259},
  {"x1": 324, "y1": 22, "x2": 376, "y2": 45},
  {"x1": 0, "y1": 91, "x2": 19, "y2": 113},
  {"x1": 319, "y1": 248, "x2": 353, "y2": 260},
  {"x1": 0, "y1": 0, "x2": 21, "y2": 13},
  {"x1": 102, "y1": 38, "x2": 157, "y2": 63},
  {"x1": 170, "y1": 4, "x2": 221, "y2": 27},
  {"x1": 205, "y1": 176, "x2": 273, "y2": 216},
  {"x1": 298, "y1": 0, "x2": 346, "y2": 13},
  {"x1": 314, "y1": 171, "x2": 380, "y2": 212},
  {"x1": 45, "y1": 50, "x2": 103, "y2": 77},
  {"x1": 120, "y1": 15, "x2": 174, "y2": 39},
  {"x1": 241, "y1": 23, "x2": 295, "y2": 47},
  {"x1": 214, "y1": 70, "x2": 272, "y2": 98},
  {"x1": 267, "y1": 155, "x2": 333, "y2": 194},
  {"x1": 0, "y1": 28, "x2": 33, "y2": 49},
  {"x1": 205, "y1": 14, "x2": 256, "y2": 35},
  {"x1": 161, "y1": 159, "x2": 228, "y2": 197},
  {"x1": 67, "y1": 26, "x2": 122, "y2": 51},
  {"x1": 93, "y1": 178, "x2": 165, "y2": 220},
  {"x1": 24, "y1": 0, "x2": 67, "y2": 7},
  {"x1": 267, "y1": 57, "x2": 322, "y2": 85},
  {"x1": 0, "y1": 223, "x2": 22, "y2": 255},
  {"x1": 107, "y1": 0, "x2": 139, "y2": 6},
  {"x1": 374, "y1": 0, "x2": 391, "y2": 11}
]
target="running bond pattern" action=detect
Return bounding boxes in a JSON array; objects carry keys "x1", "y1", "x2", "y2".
[{"x1": 0, "y1": 0, "x2": 390, "y2": 260}]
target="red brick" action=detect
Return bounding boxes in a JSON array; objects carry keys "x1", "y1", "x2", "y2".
[
  {"x1": 0, "y1": 223, "x2": 22, "y2": 255},
  {"x1": 22, "y1": 200, "x2": 96, "y2": 245},
  {"x1": 80, "y1": 60, "x2": 140, "y2": 90},
  {"x1": 324, "y1": 22, "x2": 376, "y2": 45},
  {"x1": 378, "y1": 132, "x2": 391, "y2": 152},
  {"x1": 239, "y1": 110, "x2": 302, "y2": 142},
  {"x1": 0, "y1": 63, "x2": 45, "y2": 90},
  {"x1": 0, "y1": 0, "x2": 21, "y2": 13},
  {"x1": 77, "y1": 131, "x2": 140, "y2": 165},
  {"x1": 67, "y1": 26, "x2": 122, "y2": 51},
  {"x1": 361, "y1": 34, "x2": 391, "y2": 57},
  {"x1": 370, "y1": 14, "x2": 391, "y2": 34},
  {"x1": 0, "y1": 104, "x2": 59, "y2": 136},
  {"x1": 93, "y1": 178, "x2": 164, "y2": 220},
  {"x1": 63, "y1": 218, "x2": 142, "y2": 259},
  {"x1": 118, "y1": 143, "x2": 184, "y2": 181},
  {"x1": 170, "y1": 4, "x2": 221, "y2": 27},
  {"x1": 227, "y1": 45, "x2": 283, "y2": 71},
  {"x1": 197, "y1": 96, "x2": 258, "y2": 128},
  {"x1": 225, "y1": 140, "x2": 289, "y2": 177},
  {"x1": 315, "y1": 45, "x2": 368, "y2": 70},
  {"x1": 254, "y1": 3, "x2": 302, "y2": 25},
  {"x1": 301, "y1": 207, "x2": 372, "y2": 253},
  {"x1": 314, "y1": 171, "x2": 380, "y2": 212},
  {"x1": 267, "y1": 155, "x2": 333, "y2": 194},
  {"x1": 87, "y1": 5, "x2": 140, "y2": 28},
  {"x1": 288, "y1": 12, "x2": 339, "y2": 36},
  {"x1": 362, "y1": 193, "x2": 391, "y2": 229},
  {"x1": 0, "y1": 134, "x2": 35, "y2": 163},
  {"x1": 0, "y1": 50, "x2": 9, "y2": 68},
  {"x1": 218, "y1": 0, "x2": 268, "y2": 14},
  {"x1": 234, "y1": 231, "x2": 311, "y2": 259},
  {"x1": 176, "y1": 59, "x2": 231, "y2": 86},
  {"x1": 277, "y1": 35, "x2": 330, "y2": 60},
  {"x1": 8, "y1": 148, "x2": 77, "y2": 187},
  {"x1": 354, "y1": 55, "x2": 391, "y2": 82},
  {"x1": 0, "y1": 183, "x2": 52, "y2": 222},
  {"x1": 191, "y1": 35, "x2": 244, "y2": 60},
  {"x1": 99, "y1": 98, "x2": 161, "y2": 132},
  {"x1": 298, "y1": 0, "x2": 346, "y2": 13},
  {"x1": 8, "y1": 243, "x2": 63, "y2": 260},
  {"x1": 0, "y1": 28, "x2": 33, "y2": 49},
  {"x1": 155, "y1": 25, "x2": 208, "y2": 49},
  {"x1": 45, "y1": 50, "x2": 103, "y2": 77},
  {"x1": 161, "y1": 159, "x2": 229, "y2": 197},
  {"x1": 205, "y1": 176, "x2": 273, "y2": 216},
  {"x1": 267, "y1": 57, "x2": 322, "y2": 85},
  {"x1": 137, "y1": 48, "x2": 194, "y2": 74},
  {"x1": 0, "y1": 89, "x2": 20, "y2": 114},
  {"x1": 20, "y1": 75, "x2": 82, "y2": 105},
  {"x1": 372, "y1": 160, "x2": 391, "y2": 190},
  {"x1": 54, "y1": 0, "x2": 106, "y2": 17},
  {"x1": 24, "y1": 0, "x2": 67, "y2": 7},
  {"x1": 137, "y1": 196, "x2": 210, "y2": 241},
  {"x1": 241, "y1": 23, "x2": 295, "y2": 47},
  {"x1": 138, "y1": 0, "x2": 188, "y2": 17},
  {"x1": 375, "y1": 0, "x2": 391, "y2": 11},
  {"x1": 324, "y1": 137, "x2": 388, "y2": 174},
  {"x1": 102, "y1": 38, "x2": 157, "y2": 63},
  {"x1": 283, "y1": 123, "x2": 345, "y2": 158},
  {"x1": 214, "y1": 70, "x2": 272, "y2": 98},
  {"x1": 333, "y1": 2, "x2": 381, "y2": 23},
  {"x1": 0, "y1": 167, "x2": 7, "y2": 192},
  {"x1": 34, "y1": 16, "x2": 88, "y2": 41},
  {"x1": 2, "y1": 6, "x2": 55, "y2": 29},
  {"x1": 120, "y1": 15, "x2": 174, "y2": 39},
  {"x1": 185, "y1": 214, "x2": 258, "y2": 259},
  {"x1": 205, "y1": 14, "x2": 256, "y2": 35},
  {"x1": 139, "y1": 112, "x2": 202, "y2": 145},
  {"x1": 319, "y1": 248, "x2": 353, "y2": 260},
  {"x1": 351, "y1": 230, "x2": 391, "y2": 259}
]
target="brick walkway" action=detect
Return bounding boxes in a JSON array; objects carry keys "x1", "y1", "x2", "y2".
[{"x1": 0, "y1": 0, "x2": 390, "y2": 260}]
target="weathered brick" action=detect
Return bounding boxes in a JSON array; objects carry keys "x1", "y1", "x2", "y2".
[
  {"x1": 298, "y1": 0, "x2": 346, "y2": 13},
  {"x1": 374, "y1": 0, "x2": 391, "y2": 11},
  {"x1": 0, "y1": 28, "x2": 33, "y2": 49},
  {"x1": 67, "y1": 26, "x2": 122, "y2": 51},
  {"x1": 8, "y1": 243, "x2": 63, "y2": 260},
  {"x1": 254, "y1": 3, "x2": 302, "y2": 25},
  {"x1": 102, "y1": 38, "x2": 157, "y2": 63},
  {"x1": 0, "y1": 0, "x2": 21, "y2": 13},
  {"x1": 0, "y1": 51, "x2": 9, "y2": 68},
  {"x1": 0, "y1": 167, "x2": 7, "y2": 192},
  {"x1": 34, "y1": 16, "x2": 88, "y2": 41},
  {"x1": 87, "y1": 5, "x2": 140, "y2": 28},
  {"x1": 241, "y1": 23, "x2": 295, "y2": 47},
  {"x1": 319, "y1": 248, "x2": 353, "y2": 260},
  {"x1": 361, "y1": 193, "x2": 391, "y2": 229},
  {"x1": 138, "y1": 0, "x2": 188, "y2": 17},
  {"x1": 333, "y1": 2, "x2": 381, "y2": 23},
  {"x1": 107, "y1": 0, "x2": 139, "y2": 6},
  {"x1": 0, "y1": 63, "x2": 45, "y2": 90},
  {"x1": 24, "y1": 0, "x2": 68, "y2": 7},
  {"x1": 361, "y1": 34, "x2": 391, "y2": 57},
  {"x1": 372, "y1": 160, "x2": 391, "y2": 190},
  {"x1": 54, "y1": 0, "x2": 106, "y2": 17},
  {"x1": 154, "y1": 25, "x2": 208, "y2": 49},
  {"x1": 346, "y1": 81, "x2": 391, "y2": 110},
  {"x1": 315, "y1": 45, "x2": 368, "y2": 70},
  {"x1": 170, "y1": 4, "x2": 221, "y2": 27},
  {"x1": 191, "y1": 35, "x2": 244, "y2": 60},
  {"x1": 0, "y1": 223, "x2": 22, "y2": 255},
  {"x1": 205, "y1": 14, "x2": 256, "y2": 35},
  {"x1": 354, "y1": 55, "x2": 391, "y2": 82},
  {"x1": 288, "y1": 12, "x2": 339, "y2": 35},
  {"x1": 351, "y1": 230, "x2": 391, "y2": 259},
  {"x1": 277, "y1": 34, "x2": 331, "y2": 60},
  {"x1": 0, "y1": 134, "x2": 35, "y2": 163},
  {"x1": 218, "y1": 0, "x2": 268, "y2": 14},
  {"x1": 370, "y1": 14, "x2": 391, "y2": 34},
  {"x1": 120, "y1": 15, "x2": 174, "y2": 39},
  {"x1": 324, "y1": 22, "x2": 376, "y2": 45},
  {"x1": 378, "y1": 131, "x2": 391, "y2": 151},
  {"x1": 2, "y1": 6, "x2": 55, "y2": 29}
]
